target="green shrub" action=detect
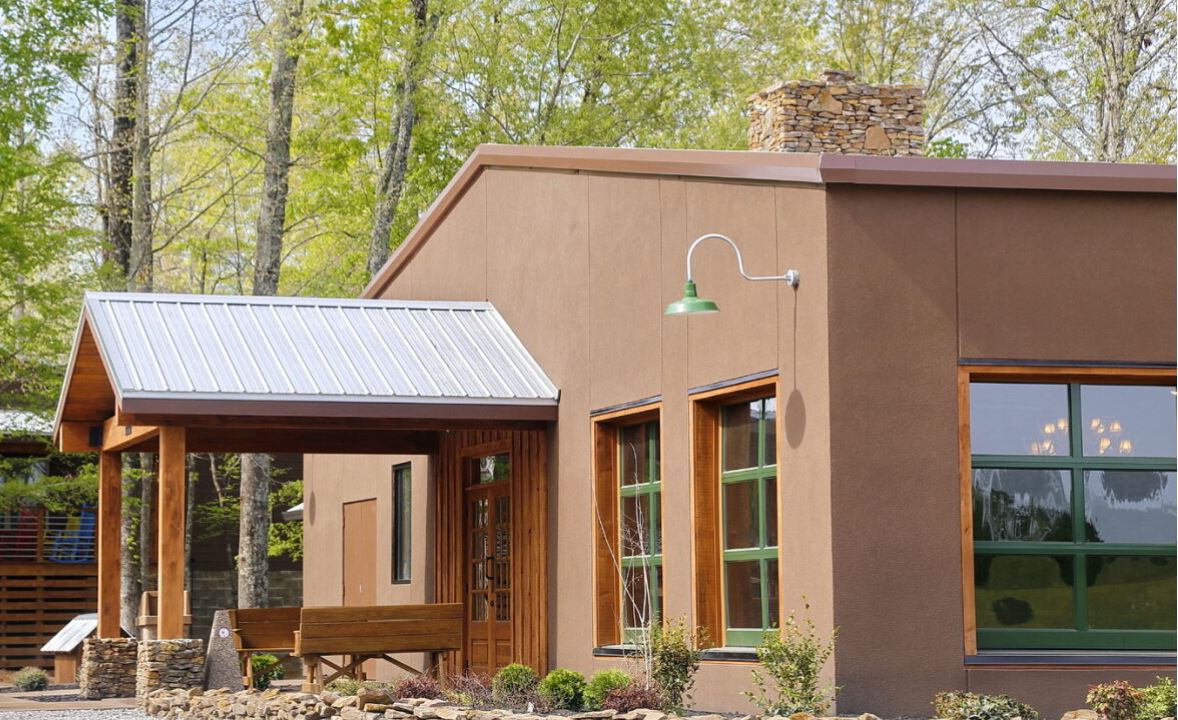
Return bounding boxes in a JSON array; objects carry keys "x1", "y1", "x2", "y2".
[
  {"x1": 1088, "y1": 681, "x2": 1145, "y2": 720},
  {"x1": 326, "y1": 678, "x2": 365, "y2": 696},
  {"x1": 250, "y1": 653, "x2": 285, "y2": 690},
  {"x1": 492, "y1": 663, "x2": 539, "y2": 705},
  {"x1": 934, "y1": 690, "x2": 1040, "y2": 720},
  {"x1": 584, "y1": 669, "x2": 632, "y2": 710},
  {"x1": 1140, "y1": 677, "x2": 1176, "y2": 720},
  {"x1": 649, "y1": 616, "x2": 705, "y2": 712},
  {"x1": 744, "y1": 606, "x2": 838, "y2": 716},
  {"x1": 12, "y1": 666, "x2": 49, "y2": 692},
  {"x1": 537, "y1": 668, "x2": 587, "y2": 711}
]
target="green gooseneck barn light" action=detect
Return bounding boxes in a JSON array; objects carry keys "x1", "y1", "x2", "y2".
[{"x1": 665, "y1": 233, "x2": 800, "y2": 316}]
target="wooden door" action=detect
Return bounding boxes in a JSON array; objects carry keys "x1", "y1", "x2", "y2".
[
  {"x1": 343, "y1": 499, "x2": 378, "y2": 677},
  {"x1": 465, "y1": 452, "x2": 513, "y2": 676}
]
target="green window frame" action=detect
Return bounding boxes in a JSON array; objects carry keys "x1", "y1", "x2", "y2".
[
  {"x1": 970, "y1": 380, "x2": 1176, "y2": 651},
  {"x1": 619, "y1": 420, "x2": 662, "y2": 641},
  {"x1": 721, "y1": 397, "x2": 778, "y2": 647}
]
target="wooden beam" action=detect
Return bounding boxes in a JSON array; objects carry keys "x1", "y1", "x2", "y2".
[
  {"x1": 58, "y1": 422, "x2": 101, "y2": 453},
  {"x1": 97, "y1": 451, "x2": 121, "y2": 638},
  {"x1": 182, "y1": 427, "x2": 439, "y2": 455},
  {"x1": 102, "y1": 418, "x2": 159, "y2": 452},
  {"x1": 157, "y1": 427, "x2": 186, "y2": 639}
]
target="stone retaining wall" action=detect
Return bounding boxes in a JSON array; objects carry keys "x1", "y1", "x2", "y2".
[
  {"x1": 137, "y1": 639, "x2": 206, "y2": 699},
  {"x1": 747, "y1": 70, "x2": 924, "y2": 156},
  {"x1": 79, "y1": 637, "x2": 139, "y2": 699}
]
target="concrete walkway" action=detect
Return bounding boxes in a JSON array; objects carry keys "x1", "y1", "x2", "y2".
[{"x1": 0, "y1": 687, "x2": 138, "y2": 712}]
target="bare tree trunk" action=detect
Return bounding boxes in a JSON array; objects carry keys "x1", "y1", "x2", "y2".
[
  {"x1": 129, "y1": 0, "x2": 152, "y2": 292},
  {"x1": 238, "y1": 0, "x2": 302, "y2": 609},
  {"x1": 110, "y1": 0, "x2": 137, "y2": 279},
  {"x1": 367, "y1": 0, "x2": 436, "y2": 278},
  {"x1": 237, "y1": 453, "x2": 271, "y2": 608},
  {"x1": 185, "y1": 455, "x2": 196, "y2": 591},
  {"x1": 138, "y1": 453, "x2": 155, "y2": 634},
  {"x1": 119, "y1": 459, "x2": 140, "y2": 636}
]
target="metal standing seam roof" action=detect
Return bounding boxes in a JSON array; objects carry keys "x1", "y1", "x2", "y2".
[
  {"x1": 68, "y1": 292, "x2": 558, "y2": 416},
  {"x1": 41, "y1": 613, "x2": 97, "y2": 653}
]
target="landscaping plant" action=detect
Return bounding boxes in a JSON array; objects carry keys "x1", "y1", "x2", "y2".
[
  {"x1": 443, "y1": 671, "x2": 493, "y2": 707},
  {"x1": 602, "y1": 684, "x2": 665, "y2": 713},
  {"x1": 12, "y1": 666, "x2": 50, "y2": 692},
  {"x1": 1087, "y1": 681, "x2": 1145, "y2": 720},
  {"x1": 933, "y1": 690, "x2": 1040, "y2": 720},
  {"x1": 537, "y1": 668, "x2": 587, "y2": 711},
  {"x1": 585, "y1": 669, "x2": 633, "y2": 710},
  {"x1": 1140, "y1": 676, "x2": 1177, "y2": 720},
  {"x1": 744, "y1": 605, "x2": 838, "y2": 716},
  {"x1": 249, "y1": 654, "x2": 285, "y2": 690},
  {"x1": 492, "y1": 663, "x2": 539, "y2": 705},
  {"x1": 394, "y1": 673, "x2": 444, "y2": 700},
  {"x1": 649, "y1": 616, "x2": 706, "y2": 712}
]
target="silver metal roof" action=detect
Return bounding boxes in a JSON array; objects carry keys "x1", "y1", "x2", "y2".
[
  {"x1": 41, "y1": 613, "x2": 97, "y2": 653},
  {"x1": 0, "y1": 410, "x2": 52, "y2": 437},
  {"x1": 75, "y1": 292, "x2": 558, "y2": 411}
]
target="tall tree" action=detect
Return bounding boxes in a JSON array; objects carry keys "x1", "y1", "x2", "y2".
[
  {"x1": 367, "y1": 0, "x2": 439, "y2": 278},
  {"x1": 240, "y1": 0, "x2": 304, "y2": 609}
]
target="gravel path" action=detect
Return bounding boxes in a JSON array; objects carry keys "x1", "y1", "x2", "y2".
[{"x1": 0, "y1": 709, "x2": 147, "y2": 720}]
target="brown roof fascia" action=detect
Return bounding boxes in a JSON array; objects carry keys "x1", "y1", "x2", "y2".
[{"x1": 363, "y1": 144, "x2": 1177, "y2": 298}]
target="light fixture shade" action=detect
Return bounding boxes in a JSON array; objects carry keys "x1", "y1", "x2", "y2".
[{"x1": 665, "y1": 280, "x2": 719, "y2": 315}]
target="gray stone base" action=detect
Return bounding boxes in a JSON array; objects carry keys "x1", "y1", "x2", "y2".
[
  {"x1": 137, "y1": 638, "x2": 206, "y2": 700},
  {"x1": 79, "y1": 637, "x2": 139, "y2": 699}
]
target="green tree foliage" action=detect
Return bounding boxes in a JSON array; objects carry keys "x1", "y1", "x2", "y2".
[{"x1": 268, "y1": 479, "x2": 303, "y2": 561}]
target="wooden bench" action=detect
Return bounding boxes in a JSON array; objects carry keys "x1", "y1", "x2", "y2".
[
  {"x1": 294, "y1": 604, "x2": 463, "y2": 692},
  {"x1": 227, "y1": 607, "x2": 301, "y2": 688}
]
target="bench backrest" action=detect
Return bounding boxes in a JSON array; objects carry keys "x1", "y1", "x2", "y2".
[
  {"x1": 228, "y1": 607, "x2": 301, "y2": 651},
  {"x1": 295, "y1": 603, "x2": 463, "y2": 656}
]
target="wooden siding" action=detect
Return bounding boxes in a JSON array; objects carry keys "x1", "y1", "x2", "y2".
[
  {"x1": 0, "y1": 563, "x2": 97, "y2": 671},
  {"x1": 435, "y1": 429, "x2": 549, "y2": 675}
]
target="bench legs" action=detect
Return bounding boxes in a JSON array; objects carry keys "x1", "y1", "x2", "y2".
[{"x1": 301, "y1": 656, "x2": 321, "y2": 693}]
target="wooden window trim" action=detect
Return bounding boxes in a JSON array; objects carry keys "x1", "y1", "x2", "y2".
[
  {"x1": 958, "y1": 364, "x2": 1177, "y2": 656},
  {"x1": 592, "y1": 402, "x2": 661, "y2": 647},
  {"x1": 690, "y1": 374, "x2": 778, "y2": 648}
]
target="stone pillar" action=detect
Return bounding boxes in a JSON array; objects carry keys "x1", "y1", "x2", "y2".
[
  {"x1": 747, "y1": 69, "x2": 925, "y2": 155},
  {"x1": 136, "y1": 638, "x2": 206, "y2": 700},
  {"x1": 79, "y1": 637, "x2": 138, "y2": 699}
]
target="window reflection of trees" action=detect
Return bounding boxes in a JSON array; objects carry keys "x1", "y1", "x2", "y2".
[{"x1": 973, "y1": 468, "x2": 1071, "y2": 542}]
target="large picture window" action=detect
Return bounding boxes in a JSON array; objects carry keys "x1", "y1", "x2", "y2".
[
  {"x1": 721, "y1": 397, "x2": 778, "y2": 647},
  {"x1": 969, "y1": 379, "x2": 1176, "y2": 650}
]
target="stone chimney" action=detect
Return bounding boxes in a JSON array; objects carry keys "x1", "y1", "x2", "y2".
[{"x1": 747, "y1": 70, "x2": 924, "y2": 155}]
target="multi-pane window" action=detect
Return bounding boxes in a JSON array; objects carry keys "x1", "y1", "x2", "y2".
[
  {"x1": 392, "y1": 464, "x2": 411, "y2": 583},
  {"x1": 970, "y1": 381, "x2": 1176, "y2": 650},
  {"x1": 721, "y1": 397, "x2": 778, "y2": 647},
  {"x1": 619, "y1": 421, "x2": 663, "y2": 640}
]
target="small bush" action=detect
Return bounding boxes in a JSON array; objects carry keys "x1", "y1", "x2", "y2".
[
  {"x1": 444, "y1": 671, "x2": 493, "y2": 707},
  {"x1": 744, "y1": 605, "x2": 837, "y2": 716},
  {"x1": 602, "y1": 684, "x2": 664, "y2": 713},
  {"x1": 492, "y1": 663, "x2": 539, "y2": 705},
  {"x1": 326, "y1": 678, "x2": 365, "y2": 696},
  {"x1": 584, "y1": 669, "x2": 632, "y2": 710},
  {"x1": 1140, "y1": 676, "x2": 1177, "y2": 720},
  {"x1": 250, "y1": 653, "x2": 285, "y2": 690},
  {"x1": 1088, "y1": 681, "x2": 1145, "y2": 720},
  {"x1": 649, "y1": 616, "x2": 706, "y2": 712},
  {"x1": 538, "y1": 668, "x2": 587, "y2": 711},
  {"x1": 934, "y1": 690, "x2": 1040, "y2": 720},
  {"x1": 12, "y1": 666, "x2": 49, "y2": 692},
  {"x1": 394, "y1": 673, "x2": 443, "y2": 700}
]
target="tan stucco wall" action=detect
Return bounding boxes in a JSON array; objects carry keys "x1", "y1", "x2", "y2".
[{"x1": 824, "y1": 185, "x2": 1176, "y2": 719}]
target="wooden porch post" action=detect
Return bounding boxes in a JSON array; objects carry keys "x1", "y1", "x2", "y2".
[
  {"x1": 97, "y1": 450, "x2": 122, "y2": 638},
  {"x1": 157, "y1": 427, "x2": 186, "y2": 639}
]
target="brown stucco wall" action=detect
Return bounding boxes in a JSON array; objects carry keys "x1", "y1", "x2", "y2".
[
  {"x1": 824, "y1": 184, "x2": 1176, "y2": 719},
  {"x1": 307, "y1": 162, "x2": 1175, "y2": 717}
]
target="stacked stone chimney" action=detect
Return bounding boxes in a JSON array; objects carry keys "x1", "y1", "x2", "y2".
[{"x1": 747, "y1": 70, "x2": 924, "y2": 155}]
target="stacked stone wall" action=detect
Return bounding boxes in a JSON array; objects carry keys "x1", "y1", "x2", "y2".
[
  {"x1": 137, "y1": 638, "x2": 206, "y2": 699},
  {"x1": 79, "y1": 637, "x2": 138, "y2": 699},
  {"x1": 747, "y1": 70, "x2": 924, "y2": 155}
]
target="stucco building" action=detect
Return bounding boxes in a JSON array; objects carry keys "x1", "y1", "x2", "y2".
[{"x1": 303, "y1": 143, "x2": 1176, "y2": 717}]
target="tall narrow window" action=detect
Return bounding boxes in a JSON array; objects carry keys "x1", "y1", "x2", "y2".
[
  {"x1": 969, "y1": 380, "x2": 1176, "y2": 650},
  {"x1": 392, "y1": 463, "x2": 411, "y2": 583},
  {"x1": 721, "y1": 397, "x2": 778, "y2": 647},
  {"x1": 619, "y1": 420, "x2": 663, "y2": 640}
]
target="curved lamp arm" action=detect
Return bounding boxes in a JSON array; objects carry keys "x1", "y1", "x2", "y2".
[{"x1": 686, "y1": 233, "x2": 800, "y2": 288}]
